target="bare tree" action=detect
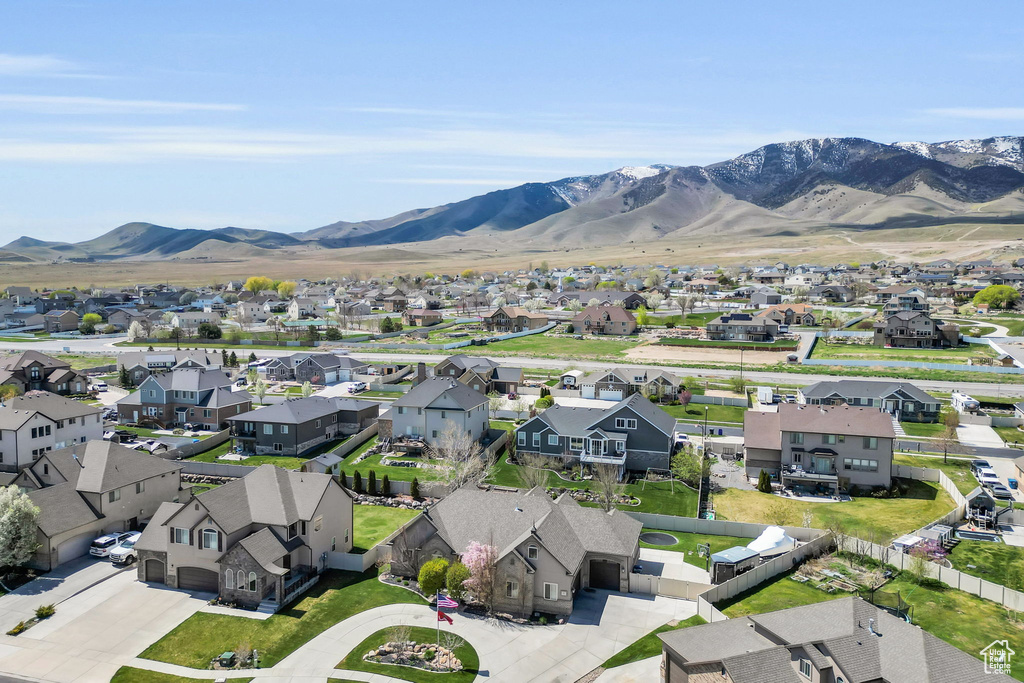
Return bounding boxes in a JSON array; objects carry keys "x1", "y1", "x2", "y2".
[
  {"x1": 510, "y1": 397, "x2": 528, "y2": 422},
  {"x1": 487, "y1": 391, "x2": 503, "y2": 420},
  {"x1": 592, "y1": 464, "x2": 624, "y2": 511},
  {"x1": 427, "y1": 421, "x2": 488, "y2": 488},
  {"x1": 517, "y1": 453, "x2": 551, "y2": 491}
]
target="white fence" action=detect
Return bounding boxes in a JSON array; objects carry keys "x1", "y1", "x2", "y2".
[
  {"x1": 328, "y1": 547, "x2": 381, "y2": 572},
  {"x1": 624, "y1": 511, "x2": 825, "y2": 543},
  {"x1": 629, "y1": 573, "x2": 712, "y2": 600},
  {"x1": 181, "y1": 461, "x2": 256, "y2": 477}
]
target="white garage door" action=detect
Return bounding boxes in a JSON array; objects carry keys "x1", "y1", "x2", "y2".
[
  {"x1": 56, "y1": 531, "x2": 96, "y2": 566},
  {"x1": 581, "y1": 386, "x2": 596, "y2": 399},
  {"x1": 599, "y1": 389, "x2": 623, "y2": 401}
]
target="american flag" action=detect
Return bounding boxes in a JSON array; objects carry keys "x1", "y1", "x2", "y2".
[{"x1": 436, "y1": 592, "x2": 458, "y2": 609}]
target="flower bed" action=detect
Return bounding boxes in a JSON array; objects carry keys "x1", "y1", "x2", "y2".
[{"x1": 364, "y1": 639, "x2": 463, "y2": 672}]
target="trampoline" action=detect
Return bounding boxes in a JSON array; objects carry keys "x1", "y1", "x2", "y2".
[{"x1": 640, "y1": 532, "x2": 679, "y2": 546}]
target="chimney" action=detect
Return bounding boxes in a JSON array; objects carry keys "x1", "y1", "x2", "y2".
[{"x1": 415, "y1": 362, "x2": 427, "y2": 386}]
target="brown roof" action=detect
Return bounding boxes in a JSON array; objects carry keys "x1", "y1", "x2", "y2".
[
  {"x1": 573, "y1": 305, "x2": 635, "y2": 323},
  {"x1": 745, "y1": 403, "x2": 895, "y2": 451}
]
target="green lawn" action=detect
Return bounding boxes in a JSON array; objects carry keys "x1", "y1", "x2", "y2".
[
  {"x1": 993, "y1": 425, "x2": 1024, "y2": 447},
  {"x1": 661, "y1": 403, "x2": 748, "y2": 424},
  {"x1": 53, "y1": 353, "x2": 117, "y2": 370},
  {"x1": 639, "y1": 529, "x2": 754, "y2": 568},
  {"x1": 712, "y1": 480, "x2": 955, "y2": 542},
  {"x1": 893, "y1": 454, "x2": 977, "y2": 494},
  {"x1": 338, "y1": 436, "x2": 447, "y2": 483},
  {"x1": 947, "y1": 540, "x2": 1024, "y2": 586},
  {"x1": 648, "y1": 312, "x2": 723, "y2": 327},
  {"x1": 486, "y1": 453, "x2": 698, "y2": 516},
  {"x1": 811, "y1": 340, "x2": 999, "y2": 364},
  {"x1": 111, "y1": 669, "x2": 253, "y2": 683},
  {"x1": 353, "y1": 505, "x2": 420, "y2": 551},
  {"x1": 488, "y1": 334, "x2": 637, "y2": 358},
  {"x1": 336, "y1": 626, "x2": 480, "y2": 683},
  {"x1": 187, "y1": 437, "x2": 347, "y2": 470},
  {"x1": 715, "y1": 567, "x2": 1024, "y2": 679},
  {"x1": 602, "y1": 615, "x2": 706, "y2": 669},
  {"x1": 900, "y1": 421, "x2": 947, "y2": 438},
  {"x1": 140, "y1": 568, "x2": 426, "y2": 669}
]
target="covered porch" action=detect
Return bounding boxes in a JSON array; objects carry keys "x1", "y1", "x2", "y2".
[{"x1": 781, "y1": 449, "x2": 840, "y2": 496}]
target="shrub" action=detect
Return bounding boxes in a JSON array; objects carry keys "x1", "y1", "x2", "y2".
[
  {"x1": 324, "y1": 328, "x2": 342, "y2": 341},
  {"x1": 423, "y1": 649, "x2": 436, "y2": 661},
  {"x1": 381, "y1": 474, "x2": 391, "y2": 496},
  {"x1": 337, "y1": 470, "x2": 346, "y2": 488},
  {"x1": 665, "y1": 321, "x2": 675, "y2": 328},
  {"x1": 411, "y1": 477, "x2": 420, "y2": 498},
  {"x1": 446, "y1": 561, "x2": 471, "y2": 601},
  {"x1": 534, "y1": 396, "x2": 554, "y2": 409},
  {"x1": 565, "y1": 324, "x2": 574, "y2": 333},
  {"x1": 197, "y1": 322, "x2": 222, "y2": 339},
  {"x1": 418, "y1": 558, "x2": 449, "y2": 596},
  {"x1": 352, "y1": 470, "x2": 364, "y2": 493},
  {"x1": 367, "y1": 470, "x2": 377, "y2": 495},
  {"x1": 34, "y1": 604, "x2": 55, "y2": 620},
  {"x1": 539, "y1": 616, "x2": 548, "y2": 625},
  {"x1": 6, "y1": 621, "x2": 27, "y2": 636}
]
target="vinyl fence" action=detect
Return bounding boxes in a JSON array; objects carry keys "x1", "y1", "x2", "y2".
[
  {"x1": 164, "y1": 429, "x2": 231, "y2": 460},
  {"x1": 181, "y1": 461, "x2": 257, "y2": 477}
]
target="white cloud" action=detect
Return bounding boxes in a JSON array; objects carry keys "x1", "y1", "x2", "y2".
[
  {"x1": 0, "y1": 53, "x2": 94, "y2": 78},
  {"x1": 0, "y1": 94, "x2": 245, "y2": 114},
  {"x1": 924, "y1": 107, "x2": 1024, "y2": 120}
]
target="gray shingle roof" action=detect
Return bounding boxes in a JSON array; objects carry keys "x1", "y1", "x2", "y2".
[
  {"x1": 44, "y1": 440, "x2": 183, "y2": 494},
  {"x1": 236, "y1": 527, "x2": 289, "y2": 576},
  {"x1": 800, "y1": 379, "x2": 936, "y2": 404},
  {"x1": 28, "y1": 482, "x2": 102, "y2": 537},
  {"x1": 227, "y1": 395, "x2": 376, "y2": 425},
  {"x1": 393, "y1": 377, "x2": 487, "y2": 411},
  {"x1": 134, "y1": 501, "x2": 183, "y2": 552},
  {"x1": 745, "y1": 404, "x2": 894, "y2": 451}
]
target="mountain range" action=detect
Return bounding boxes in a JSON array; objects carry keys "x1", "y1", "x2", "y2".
[{"x1": 5, "y1": 135, "x2": 1024, "y2": 263}]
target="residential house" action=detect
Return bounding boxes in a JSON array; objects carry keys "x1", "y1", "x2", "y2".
[
  {"x1": 798, "y1": 380, "x2": 941, "y2": 423},
  {"x1": 749, "y1": 289, "x2": 782, "y2": 307},
  {"x1": 136, "y1": 465, "x2": 352, "y2": 610},
  {"x1": 12, "y1": 441, "x2": 186, "y2": 570},
  {"x1": 43, "y1": 309, "x2": 80, "y2": 333},
  {"x1": 576, "y1": 367, "x2": 680, "y2": 401},
  {"x1": 483, "y1": 306, "x2": 549, "y2": 333},
  {"x1": 287, "y1": 298, "x2": 324, "y2": 320},
  {"x1": 236, "y1": 298, "x2": 271, "y2": 324},
  {"x1": 116, "y1": 368, "x2": 252, "y2": 430},
  {"x1": 0, "y1": 351, "x2": 90, "y2": 396},
  {"x1": 3, "y1": 286, "x2": 37, "y2": 306},
  {"x1": 706, "y1": 312, "x2": 777, "y2": 342},
  {"x1": 872, "y1": 311, "x2": 958, "y2": 348},
  {"x1": 743, "y1": 403, "x2": 896, "y2": 494},
  {"x1": 572, "y1": 305, "x2": 637, "y2": 336},
  {"x1": 389, "y1": 486, "x2": 640, "y2": 617},
  {"x1": 433, "y1": 354, "x2": 523, "y2": 394},
  {"x1": 408, "y1": 293, "x2": 441, "y2": 310},
  {"x1": 262, "y1": 353, "x2": 368, "y2": 384},
  {"x1": 549, "y1": 290, "x2": 646, "y2": 309},
  {"x1": 119, "y1": 350, "x2": 222, "y2": 385},
  {"x1": 402, "y1": 308, "x2": 443, "y2": 327},
  {"x1": 514, "y1": 393, "x2": 676, "y2": 472},
  {"x1": 227, "y1": 396, "x2": 378, "y2": 456},
  {"x1": 382, "y1": 293, "x2": 408, "y2": 312},
  {"x1": 170, "y1": 311, "x2": 220, "y2": 329},
  {"x1": 882, "y1": 292, "x2": 930, "y2": 314},
  {"x1": 0, "y1": 391, "x2": 103, "y2": 473},
  {"x1": 756, "y1": 304, "x2": 816, "y2": 327},
  {"x1": 658, "y1": 597, "x2": 1011, "y2": 683},
  {"x1": 873, "y1": 284, "x2": 927, "y2": 304},
  {"x1": 378, "y1": 377, "x2": 489, "y2": 448},
  {"x1": 106, "y1": 307, "x2": 149, "y2": 331}
]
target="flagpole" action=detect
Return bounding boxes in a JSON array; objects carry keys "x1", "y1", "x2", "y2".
[{"x1": 435, "y1": 591, "x2": 440, "y2": 654}]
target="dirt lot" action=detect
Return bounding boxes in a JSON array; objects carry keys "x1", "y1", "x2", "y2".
[{"x1": 626, "y1": 344, "x2": 788, "y2": 366}]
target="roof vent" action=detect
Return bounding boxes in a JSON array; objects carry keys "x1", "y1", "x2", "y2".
[{"x1": 868, "y1": 618, "x2": 878, "y2": 636}]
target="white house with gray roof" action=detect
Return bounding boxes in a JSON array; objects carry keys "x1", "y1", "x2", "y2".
[
  {"x1": 378, "y1": 377, "x2": 490, "y2": 448},
  {"x1": 389, "y1": 486, "x2": 640, "y2": 617},
  {"x1": 0, "y1": 391, "x2": 103, "y2": 474},
  {"x1": 226, "y1": 396, "x2": 378, "y2": 456}
]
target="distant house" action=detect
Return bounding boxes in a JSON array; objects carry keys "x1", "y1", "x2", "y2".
[
  {"x1": 136, "y1": 465, "x2": 351, "y2": 611},
  {"x1": 262, "y1": 353, "x2": 368, "y2": 385},
  {"x1": 514, "y1": 393, "x2": 676, "y2": 472},
  {"x1": 0, "y1": 391, "x2": 103, "y2": 473},
  {"x1": 572, "y1": 305, "x2": 637, "y2": 336},
  {"x1": 170, "y1": 311, "x2": 220, "y2": 329},
  {"x1": 389, "y1": 487, "x2": 640, "y2": 617},
  {"x1": 750, "y1": 289, "x2": 782, "y2": 307},
  {"x1": 798, "y1": 379, "x2": 941, "y2": 423},
  {"x1": 743, "y1": 403, "x2": 896, "y2": 493},
  {"x1": 287, "y1": 298, "x2": 324, "y2": 320},
  {"x1": 433, "y1": 354, "x2": 524, "y2": 394},
  {"x1": 382, "y1": 294, "x2": 408, "y2": 312},
  {"x1": 106, "y1": 308, "x2": 149, "y2": 331},
  {"x1": 706, "y1": 312, "x2": 777, "y2": 342},
  {"x1": 402, "y1": 308, "x2": 443, "y2": 327},
  {"x1": 549, "y1": 290, "x2": 645, "y2": 309},
  {"x1": 43, "y1": 309, "x2": 80, "y2": 333},
  {"x1": 378, "y1": 377, "x2": 489, "y2": 448},
  {"x1": 227, "y1": 396, "x2": 378, "y2": 456},
  {"x1": 0, "y1": 351, "x2": 90, "y2": 396},
  {"x1": 482, "y1": 306, "x2": 549, "y2": 333},
  {"x1": 119, "y1": 350, "x2": 221, "y2": 385},
  {"x1": 116, "y1": 368, "x2": 251, "y2": 430},
  {"x1": 756, "y1": 304, "x2": 815, "y2": 327},
  {"x1": 872, "y1": 311, "x2": 958, "y2": 348},
  {"x1": 12, "y1": 441, "x2": 186, "y2": 570},
  {"x1": 808, "y1": 284, "x2": 854, "y2": 303},
  {"x1": 576, "y1": 367, "x2": 680, "y2": 401}
]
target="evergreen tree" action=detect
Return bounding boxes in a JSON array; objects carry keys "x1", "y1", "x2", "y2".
[
  {"x1": 229, "y1": 351, "x2": 238, "y2": 367},
  {"x1": 367, "y1": 470, "x2": 377, "y2": 496},
  {"x1": 118, "y1": 366, "x2": 132, "y2": 388},
  {"x1": 337, "y1": 470, "x2": 346, "y2": 488},
  {"x1": 221, "y1": 349, "x2": 229, "y2": 366},
  {"x1": 352, "y1": 470, "x2": 363, "y2": 493},
  {"x1": 410, "y1": 477, "x2": 420, "y2": 499},
  {"x1": 248, "y1": 352, "x2": 257, "y2": 363},
  {"x1": 381, "y1": 474, "x2": 391, "y2": 496}
]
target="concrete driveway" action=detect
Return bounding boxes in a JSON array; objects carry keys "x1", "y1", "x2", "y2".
[
  {"x1": 638, "y1": 548, "x2": 711, "y2": 583},
  {"x1": 0, "y1": 558, "x2": 126, "y2": 634},
  {"x1": 0, "y1": 570, "x2": 210, "y2": 683},
  {"x1": 957, "y1": 423, "x2": 1006, "y2": 449}
]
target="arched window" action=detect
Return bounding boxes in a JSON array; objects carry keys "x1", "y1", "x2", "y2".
[
  {"x1": 248, "y1": 572, "x2": 257, "y2": 592},
  {"x1": 225, "y1": 569, "x2": 234, "y2": 590},
  {"x1": 237, "y1": 570, "x2": 245, "y2": 590}
]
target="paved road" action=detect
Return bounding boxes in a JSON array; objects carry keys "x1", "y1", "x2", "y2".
[{"x1": 4, "y1": 336, "x2": 1024, "y2": 396}]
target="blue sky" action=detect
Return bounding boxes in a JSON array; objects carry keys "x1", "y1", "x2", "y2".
[{"x1": 1, "y1": 0, "x2": 1023, "y2": 241}]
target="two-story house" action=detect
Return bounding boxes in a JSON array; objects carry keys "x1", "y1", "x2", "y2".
[
  {"x1": 287, "y1": 298, "x2": 324, "y2": 320},
  {"x1": 572, "y1": 305, "x2": 637, "y2": 336},
  {"x1": 170, "y1": 311, "x2": 220, "y2": 329},
  {"x1": 872, "y1": 311, "x2": 958, "y2": 348},
  {"x1": 389, "y1": 486, "x2": 640, "y2": 618},
  {"x1": 136, "y1": 464, "x2": 352, "y2": 611},
  {"x1": 798, "y1": 380, "x2": 941, "y2": 423},
  {"x1": 115, "y1": 368, "x2": 252, "y2": 430},
  {"x1": 118, "y1": 350, "x2": 222, "y2": 385},
  {"x1": 378, "y1": 377, "x2": 490, "y2": 449},
  {"x1": 482, "y1": 306, "x2": 549, "y2": 333},
  {"x1": 261, "y1": 353, "x2": 368, "y2": 385},
  {"x1": 43, "y1": 309, "x2": 80, "y2": 333},
  {"x1": 575, "y1": 367, "x2": 681, "y2": 401},
  {"x1": 432, "y1": 354, "x2": 523, "y2": 395},
  {"x1": 707, "y1": 312, "x2": 778, "y2": 342},
  {"x1": 0, "y1": 391, "x2": 103, "y2": 473},
  {"x1": 514, "y1": 393, "x2": 676, "y2": 473},
  {"x1": 227, "y1": 396, "x2": 378, "y2": 456},
  {"x1": 12, "y1": 441, "x2": 187, "y2": 570},
  {"x1": 0, "y1": 350, "x2": 90, "y2": 396},
  {"x1": 756, "y1": 303, "x2": 816, "y2": 327},
  {"x1": 743, "y1": 403, "x2": 896, "y2": 494}
]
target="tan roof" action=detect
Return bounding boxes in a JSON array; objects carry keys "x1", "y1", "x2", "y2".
[{"x1": 744, "y1": 404, "x2": 895, "y2": 451}]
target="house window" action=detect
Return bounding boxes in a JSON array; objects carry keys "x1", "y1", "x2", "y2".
[
  {"x1": 532, "y1": 433, "x2": 540, "y2": 448},
  {"x1": 528, "y1": 545, "x2": 538, "y2": 559},
  {"x1": 236, "y1": 570, "x2": 245, "y2": 590},
  {"x1": 174, "y1": 528, "x2": 190, "y2": 544},
  {"x1": 273, "y1": 443, "x2": 283, "y2": 451},
  {"x1": 506, "y1": 580, "x2": 519, "y2": 598},
  {"x1": 331, "y1": 537, "x2": 337, "y2": 551},
  {"x1": 109, "y1": 489, "x2": 120, "y2": 503},
  {"x1": 863, "y1": 437, "x2": 878, "y2": 450},
  {"x1": 799, "y1": 659, "x2": 812, "y2": 678},
  {"x1": 790, "y1": 432, "x2": 804, "y2": 445},
  {"x1": 616, "y1": 440, "x2": 625, "y2": 452},
  {"x1": 248, "y1": 573, "x2": 257, "y2": 592},
  {"x1": 203, "y1": 409, "x2": 212, "y2": 418},
  {"x1": 315, "y1": 419, "x2": 321, "y2": 428},
  {"x1": 225, "y1": 569, "x2": 234, "y2": 590},
  {"x1": 281, "y1": 425, "x2": 289, "y2": 434},
  {"x1": 793, "y1": 452, "x2": 802, "y2": 464},
  {"x1": 843, "y1": 458, "x2": 878, "y2": 471},
  {"x1": 136, "y1": 481, "x2": 144, "y2": 494},
  {"x1": 547, "y1": 434, "x2": 559, "y2": 446},
  {"x1": 202, "y1": 529, "x2": 219, "y2": 549},
  {"x1": 263, "y1": 424, "x2": 273, "y2": 435},
  {"x1": 288, "y1": 522, "x2": 298, "y2": 539},
  {"x1": 314, "y1": 516, "x2": 323, "y2": 532},
  {"x1": 441, "y1": 411, "x2": 446, "y2": 419},
  {"x1": 543, "y1": 582, "x2": 558, "y2": 600},
  {"x1": 823, "y1": 434, "x2": 845, "y2": 445},
  {"x1": 345, "y1": 528, "x2": 349, "y2": 544},
  {"x1": 569, "y1": 437, "x2": 583, "y2": 451},
  {"x1": 614, "y1": 418, "x2": 638, "y2": 430},
  {"x1": 517, "y1": 432, "x2": 526, "y2": 446}
]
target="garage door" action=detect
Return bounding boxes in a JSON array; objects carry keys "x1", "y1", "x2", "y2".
[
  {"x1": 581, "y1": 386, "x2": 596, "y2": 399},
  {"x1": 56, "y1": 531, "x2": 95, "y2": 566},
  {"x1": 590, "y1": 559, "x2": 621, "y2": 591},
  {"x1": 598, "y1": 389, "x2": 623, "y2": 401},
  {"x1": 145, "y1": 559, "x2": 165, "y2": 584},
  {"x1": 177, "y1": 566, "x2": 218, "y2": 592}
]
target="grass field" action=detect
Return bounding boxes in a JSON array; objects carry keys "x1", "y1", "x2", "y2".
[
  {"x1": 337, "y1": 436, "x2": 447, "y2": 483},
  {"x1": 336, "y1": 625, "x2": 480, "y2": 682},
  {"x1": 183, "y1": 438, "x2": 317, "y2": 469},
  {"x1": 899, "y1": 421, "x2": 948, "y2": 438},
  {"x1": 893, "y1": 454, "x2": 977, "y2": 494},
  {"x1": 993, "y1": 425, "x2": 1024, "y2": 447},
  {"x1": 53, "y1": 353, "x2": 117, "y2": 370},
  {"x1": 141, "y1": 568, "x2": 426, "y2": 669},
  {"x1": 661, "y1": 403, "x2": 747, "y2": 424},
  {"x1": 639, "y1": 529, "x2": 754, "y2": 568},
  {"x1": 648, "y1": 312, "x2": 722, "y2": 327},
  {"x1": 352, "y1": 505, "x2": 419, "y2": 552},
  {"x1": 111, "y1": 669, "x2": 253, "y2": 683},
  {"x1": 712, "y1": 480, "x2": 955, "y2": 542},
  {"x1": 811, "y1": 340, "x2": 998, "y2": 364},
  {"x1": 601, "y1": 615, "x2": 706, "y2": 669},
  {"x1": 947, "y1": 540, "x2": 1024, "y2": 586}
]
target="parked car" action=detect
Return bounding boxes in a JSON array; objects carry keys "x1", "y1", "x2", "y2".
[
  {"x1": 989, "y1": 484, "x2": 1015, "y2": 500},
  {"x1": 674, "y1": 433, "x2": 690, "y2": 445},
  {"x1": 108, "y1": 532, "x2": 143, "y2": 565},
  {"x1": 235, "y1": 378, "x2": 247, "y2": 387},
  {"x1": 348, "y1": 381, "x2": 367, "y2": 393},
  {"x1": 92, "y1": 381, "x2": 108, "y2": 391},
  {"x1": 970, "y1": 459, "x2": 992, "y2": 475},
  {"x1": 507, "y1": 391, "x2": 518, "y2": 400},
  {"x1": 89, "y1": 531, "x2": 135, "y2": 558},
  {"x1": 977, "y1": 471, "x2": 1001, "y2": 487}
]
